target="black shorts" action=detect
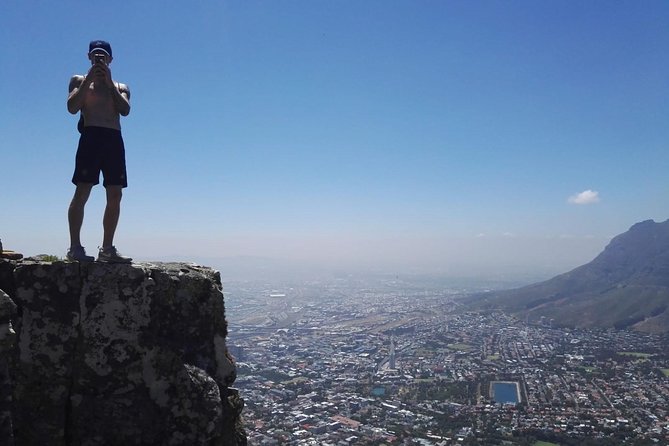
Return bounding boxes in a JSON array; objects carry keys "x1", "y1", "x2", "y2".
[{"x1": 72, "y1": 126, "x2": 128, "y2": 188}]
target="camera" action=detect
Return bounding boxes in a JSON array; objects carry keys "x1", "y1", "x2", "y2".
[{"x1": 94, "y1": 54, "x2": 106, "y2": 64}]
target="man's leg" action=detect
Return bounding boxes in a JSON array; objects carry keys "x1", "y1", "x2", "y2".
[
  {"x1": 102, "y1": 186, "x2": 122, "y2": 248},
  {"x1": 68, "y1": 183, "x2": 94, "y2": 248}
]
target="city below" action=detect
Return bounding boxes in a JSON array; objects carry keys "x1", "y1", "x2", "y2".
[{"x1": 223, "y1": 275, "x2": 669, "y2": 445}]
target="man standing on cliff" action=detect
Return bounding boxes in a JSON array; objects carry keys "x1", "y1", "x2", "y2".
[{"x1": 66, "y1": 40, "x2": 132, "y2": 263}]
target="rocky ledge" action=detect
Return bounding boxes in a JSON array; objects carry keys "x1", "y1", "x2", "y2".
[{"x1": 0, "y1": 259, "x2": 246, "y2": 446}]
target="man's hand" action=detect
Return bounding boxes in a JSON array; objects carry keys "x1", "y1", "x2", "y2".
[
  {"x1": 88, "y1": 61, "x2": 113, "y2": 88},
  {"x1": 99, "y1": 62, "x2": 114, "y2": 89}
]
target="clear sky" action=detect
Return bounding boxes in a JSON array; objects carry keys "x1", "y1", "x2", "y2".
[{"x1": 1, "y1": 1, "x2": 668, "y2": 280}]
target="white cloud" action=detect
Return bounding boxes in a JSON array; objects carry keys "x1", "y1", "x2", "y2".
[{"x1": 568, "y1": 189, "x2": 600, "y2": 205}]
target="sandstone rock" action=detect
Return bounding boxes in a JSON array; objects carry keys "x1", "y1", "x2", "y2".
[
  {"x1": 0, "y1": 252, "x2": 23, "y2": 261},
  {"x1": 1, "y1": 260, "x2": 246, "y2": 445},
  {"x1": 0, "y1": 239, "x2": 23, "y2": 260}
]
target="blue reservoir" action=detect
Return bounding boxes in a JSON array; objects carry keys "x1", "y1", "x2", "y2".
[{"x1": 492, "y1": 382, "x2": 519, "y2": 404}]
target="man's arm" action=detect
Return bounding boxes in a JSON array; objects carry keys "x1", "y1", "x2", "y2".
[
  {"x1": 97, "y1": 63, "x2": 130, "y2": 116},
  {"x1": 67, "y1": 75, "x2": 90, "y2": 114},
  {"x1": 111, "y1": 83, "x2": 131, "y2": 116}
]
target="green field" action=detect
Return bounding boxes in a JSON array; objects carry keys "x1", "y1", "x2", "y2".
[
  {"x1": 618, "y1": 351, "x2": 652, "y2": 358},
  {"x1": 447, "y1": 343, "x2": 473, "y2": 352},
  {"x1": 662, "y1": 369, "x2": 669, "y2": 377},
  {"x1": 486, "y1": 354, "x2": 500, "y2": 361},
  {"x1": 534, "y1": 441, "x2": 560, "y2": 446}
]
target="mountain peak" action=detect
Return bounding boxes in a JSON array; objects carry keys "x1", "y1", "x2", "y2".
[
  {"x1": 625, "y1": 218, "x2": 669, "y2": 235},
  {"x1": 628, "y1": 218, "x2": 669, "y2": 230}
]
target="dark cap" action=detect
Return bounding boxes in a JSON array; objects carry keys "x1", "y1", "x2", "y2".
[{"x1": 89, "y1": 40, "x2": 112, "y2": 57}]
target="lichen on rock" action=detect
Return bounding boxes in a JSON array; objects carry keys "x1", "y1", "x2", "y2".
[{"x1": 0, "y1": 258, "x2": 246, "y2": 446}]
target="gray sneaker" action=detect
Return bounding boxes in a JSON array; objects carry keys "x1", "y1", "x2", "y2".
[
  {"x1": 97, "y1": 246, "x2": 132, "y2": 264},
  {"x1": 66, "y1": 246, "x2": 95, "y2": 262}
]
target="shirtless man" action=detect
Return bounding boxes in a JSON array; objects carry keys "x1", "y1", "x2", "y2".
[{"x1": 66, "y1": 40, "x2": 132, "y2": 263}]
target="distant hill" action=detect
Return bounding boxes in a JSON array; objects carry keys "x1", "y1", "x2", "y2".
[{"x1": 466, "y1": 219, "x2": 669, "y2": 333}]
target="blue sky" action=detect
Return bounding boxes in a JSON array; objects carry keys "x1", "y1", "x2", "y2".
[{"x1": 1, "y1": 1, "x2": 668, "y2": 279}]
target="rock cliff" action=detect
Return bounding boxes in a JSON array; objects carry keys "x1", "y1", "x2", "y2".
[{"x1": 0, "y1": 259, "x2": 246, "y2": 445}]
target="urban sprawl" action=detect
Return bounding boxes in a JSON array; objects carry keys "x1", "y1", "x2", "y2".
[{"x1": 224, "y1": 276, "x2": 669, "y2": 445}]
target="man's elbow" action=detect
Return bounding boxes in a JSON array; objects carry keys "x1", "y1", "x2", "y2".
[
  {"x1": 67, "y1": 101, "x2": 80, "y2": 115},
  {"x1": 121, "y1": 106, "x2": 130, "y2": 117}
]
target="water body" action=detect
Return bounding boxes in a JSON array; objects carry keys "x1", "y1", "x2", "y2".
[
  {"x1": 491, "y1": 381, "x2": 520, "y2": 404},
  {"x1": 371, "y1": 387, "x2": 386, "y2": 397}
]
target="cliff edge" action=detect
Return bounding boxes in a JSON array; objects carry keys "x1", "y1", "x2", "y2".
[{"x1": 0, "y1": 259, "x2": 246, "y2": 445}]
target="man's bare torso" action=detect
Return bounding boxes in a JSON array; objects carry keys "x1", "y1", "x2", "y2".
[{"x1": 69, "y1": 75, "x2": 129, "y2": 131}]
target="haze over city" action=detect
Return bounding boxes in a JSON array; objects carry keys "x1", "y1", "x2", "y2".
[{"x1": 2, "y1": 1, "x2": 667, "y2": 281}]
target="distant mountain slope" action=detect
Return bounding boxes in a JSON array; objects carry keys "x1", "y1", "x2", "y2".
[{"x1": 467, "y1": 219, "x2": 669, "y2": 333}]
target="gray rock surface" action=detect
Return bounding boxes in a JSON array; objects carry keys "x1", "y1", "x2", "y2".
[{"x1": 0, "y1": 259, "x2": 246, "y2": 445}]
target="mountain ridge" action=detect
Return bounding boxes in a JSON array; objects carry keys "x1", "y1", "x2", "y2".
[{"x1": 466, "y1": 219, "x2": 669, "y2": 333}]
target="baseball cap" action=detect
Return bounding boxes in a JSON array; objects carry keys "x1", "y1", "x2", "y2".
[{"x1": 89, "y1": 40, "x2": 112, "y2": 57}]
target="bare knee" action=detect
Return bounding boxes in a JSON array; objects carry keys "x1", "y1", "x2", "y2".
[
  {"x1": 70, "y1": 184, "x2": 93, "y2": 208},
  {"x1": 106, "y1": 186, "x2": 123, "y2": 205}
]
